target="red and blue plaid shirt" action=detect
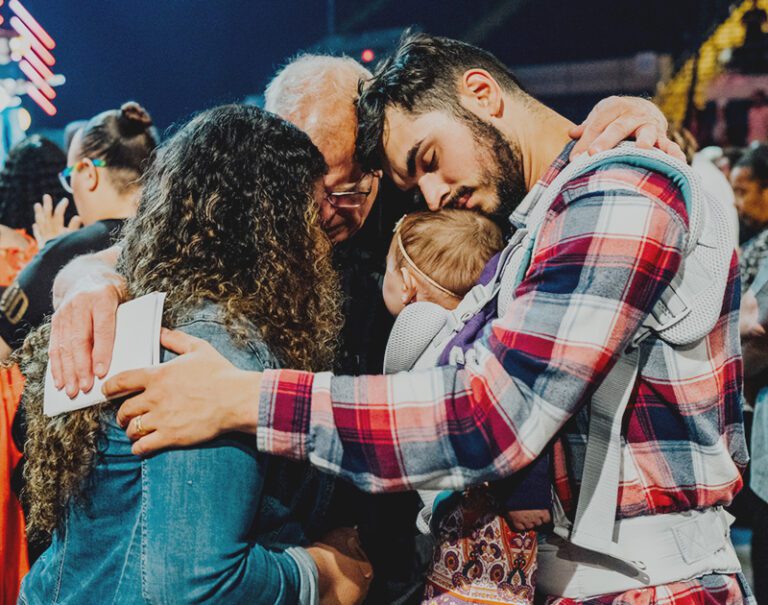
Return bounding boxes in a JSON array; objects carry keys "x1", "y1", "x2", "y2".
[{"x1": 257, "y1": 145, "x2": 751, "y2": 602}]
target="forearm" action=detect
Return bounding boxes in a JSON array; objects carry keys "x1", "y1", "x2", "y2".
[
  {"x1": 52, "y1": 245, "x2": 122, "y2": 310},
  {"x1": 255, "y1": 190, "x2": 686, "y2": 492}
]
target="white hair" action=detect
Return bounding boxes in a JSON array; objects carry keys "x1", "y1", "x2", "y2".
[{"x1": 264, "y1": 55, "x2": 371, "y2": 143}]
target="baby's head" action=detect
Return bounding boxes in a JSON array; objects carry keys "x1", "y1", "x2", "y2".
[{"x1": 383, "y1": 209, "x2": 504, "y2": 316}]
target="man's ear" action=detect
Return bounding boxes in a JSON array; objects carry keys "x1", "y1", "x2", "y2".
[
  {"x1": 400, "y1": 266, "x2": 418, "y2": 305},
  {"x1": 460, "y1": 69, "x2": 504, "y2": 118}
]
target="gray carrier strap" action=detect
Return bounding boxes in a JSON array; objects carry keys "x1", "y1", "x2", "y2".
[
  {"x1": 554, "y1": 348, "x2": 650, "y2": 581},
  {"x1": 518, "y1": 145, "x2": 732, "y2": 580},
  {"x1": 499, "y1": 144, "x2": 732, "y2": 347},
  {"x1": 383, "y1": 301, "x2": 450, "y2": 373}
]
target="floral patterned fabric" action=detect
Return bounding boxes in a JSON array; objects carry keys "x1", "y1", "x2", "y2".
[{"x1": 423, "y1": 490, "x2": 537, "y2": 605}]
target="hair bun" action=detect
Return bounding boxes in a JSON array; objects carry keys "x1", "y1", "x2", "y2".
[{"x1": 118, "y1": 101, "x2": 153, "y2": 136}]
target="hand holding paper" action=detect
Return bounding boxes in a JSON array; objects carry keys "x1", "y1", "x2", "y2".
[{"x1": 43, "y1": 292, "x2": 165, "y2": 416}]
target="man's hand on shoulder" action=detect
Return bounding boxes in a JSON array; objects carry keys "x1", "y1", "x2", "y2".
[
  {"x1": 109, "y1": 328, "x2": 261, "y2": 456},
  {"x1": 569, "y1": 96, "x2": 685, "y2": 162},
  {"x1": 49, "y1": 267, "x2": 126, "y2": 397}
]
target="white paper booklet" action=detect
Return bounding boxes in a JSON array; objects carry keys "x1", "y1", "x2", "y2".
[{"x1": 43, "y1": 292, "x2": 166, "y2": 416}]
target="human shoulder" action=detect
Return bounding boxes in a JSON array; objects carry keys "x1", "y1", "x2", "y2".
[
  {"x1": 36, "y1": 219, "x2": 125, "y2": 261},
  {"x1": 555, "y1": 152, "x2": 691, "y2": 230},
  {"x1": 164, "y1": 301, "x2": 279, "y2": 372}
]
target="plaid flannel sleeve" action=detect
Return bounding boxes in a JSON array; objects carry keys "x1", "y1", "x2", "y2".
[{"x1": 257, "y1": 176, "x2": 687, "y2": 493}]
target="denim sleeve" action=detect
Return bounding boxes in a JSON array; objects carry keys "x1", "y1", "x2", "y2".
[{"x1": 142, "y1": 317, "x2": 317, "y2": 604}]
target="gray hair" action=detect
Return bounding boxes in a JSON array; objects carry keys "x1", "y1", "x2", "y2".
[{"x1": 264, "y1": 55, "x2": 371, "y2": 142}]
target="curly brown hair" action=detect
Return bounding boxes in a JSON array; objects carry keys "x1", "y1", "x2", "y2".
[{"x1": 20, "y1": 105, "x2": 341, "y2": 543}]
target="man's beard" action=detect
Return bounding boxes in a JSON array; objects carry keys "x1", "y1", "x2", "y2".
[{"x1": 458, "y1": 107, "x2": 528, "y2": 230}]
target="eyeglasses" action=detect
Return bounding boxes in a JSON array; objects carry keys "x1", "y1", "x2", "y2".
[
  {"x1": 58, "y1": 159, "x2": 106, "y2": 193},
  {"x1": 325, "y1": 172, "x2": 378, "y2": 209}
]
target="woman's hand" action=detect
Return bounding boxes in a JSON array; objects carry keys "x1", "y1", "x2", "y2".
[
  {"x1": 306, "y1": 527, "x2": 373, "y2": 605},
  {"x1": 32, "y1": 194, "x2": 82, "y2": 248},
  {"x1": 504, "y1": 508, "x2": 551, "y2": 532},
  {"x1": 109, "y1": 328, "x2": 261, "y2": 456},
  {"x1": 569, "y1": 96, "x2": 684, "y2": 161}
]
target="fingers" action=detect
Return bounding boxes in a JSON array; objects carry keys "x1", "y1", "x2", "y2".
[
  {"x1": 568, "y1": 97, "x2": 619, "y2": 158},
  {"x1": 69, "y1": 296, "x2": 97, "y2": 393},
  {"x1": 583, "y1": 118, "x2": 634, "y2": 156},
  {"x1": 634, "y1": 123, "x2": 657, "y2": 150},
  {"x1": 103, "y1": 367, "x2": 153, "y2": 400},
  {"x1": 160, "y1": 327, "x2": 204, "y2": 355},
  {"x1": 132, "y1": 431, "x2": 169, "y2": 456},
  {"x1": 125, "y1": 410, "x2": 155, "y2": 440},
  {"x1": 53, "y1": 198, "x2": 69, "y2": 222},
  {"x1": 48, "y1": 310, "x2": 66, "y2": 389},
  {"x1": 116, "y1": 392, "x2": 152, "y2": 428},
  {"x1": 568, "y1": 122, "x2": 585, "y2": 140},
  {"x1": 33, "y1": 202, "x2": 44, "y2": 228},
  {"x1": 67, "y1": 215, "x2": 83, "y2": 231},
  {"x1": 54, "y1": 307, "x2": 80, "y2": 397},
  {"x1": 42, "y1": 193, "x2": 53, "y2": 216},
  {"x1": 656, "y1": 137, "x2": 687, "y2": 163},
  {"x1": 90, "y1": 291, "x2": 119, "y2": 378}
]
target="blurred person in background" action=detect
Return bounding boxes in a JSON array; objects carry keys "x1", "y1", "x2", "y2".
[
  {"x1": 748, "y1": 90, "x2": 768, "y2": 144},
  {"x1": 733, "y1": 145, "x2": 768, "y2": 602},
  {"x1": 732, "y1": 145, "x2": 768, "y2": 256},
  {"x1": 0, "y1": 134, "x2": 73, "y2": 605},
  {"x1": 0, "y1": 101, "x2": 158, "y2": 359}
]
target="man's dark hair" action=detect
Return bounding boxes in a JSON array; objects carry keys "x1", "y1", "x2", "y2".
[
  {"x1": 356, "y1": 31, "x2": 527, "y2": 172},
  {"x1": 736, "y1": 143, "x2": 768, "y2": 184}
]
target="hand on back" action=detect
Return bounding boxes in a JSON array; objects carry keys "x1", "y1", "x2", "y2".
[
  {"x1": 569, "y1": 96, "x2": 684, "y2": 162},
  {"x1": 306, "y1": 527, "x2": 373, "y2": 605}
]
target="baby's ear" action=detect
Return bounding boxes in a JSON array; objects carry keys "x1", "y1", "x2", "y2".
[{"x1": 400, "y1": 267, "x2": 418, "y2": 305}]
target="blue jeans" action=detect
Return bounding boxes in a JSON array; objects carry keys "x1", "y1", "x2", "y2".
[{"x1": 20, "y1": 304, "x2": 333, "y2": 604}]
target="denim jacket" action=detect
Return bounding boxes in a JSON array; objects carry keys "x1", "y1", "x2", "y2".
[{"x1": 19, "y1": 303, "x2": 335, "y2": 604}]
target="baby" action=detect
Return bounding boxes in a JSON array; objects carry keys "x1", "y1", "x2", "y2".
[
  {"x1": 383, "y1": 209, "x2": 550, "y2": 604},
  {"x1": 383, "y1": 208, "x2": 503, "y2": 315}
]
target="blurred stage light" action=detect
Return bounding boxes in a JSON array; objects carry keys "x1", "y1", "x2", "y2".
[
  {"x1": 26, "y1": 82, "x2": 55, "y2": 115},
  {"x1": 18, "y1": 106, "x2": 30, "y2": 130},
  {"x1": 361, "y1": 48, "x2": 375, "y2": 63}
]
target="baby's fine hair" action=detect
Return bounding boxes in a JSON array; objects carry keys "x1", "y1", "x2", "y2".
[{"x1": 394, "y1": 209, "x2": 504, "y2": 299}]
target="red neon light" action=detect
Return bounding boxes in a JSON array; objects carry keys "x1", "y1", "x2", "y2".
[
  {"x1": 22, "y1": 48, "x2": 53, "y2": 80},
  {"x1": 19, "y1": 59, "x2": 55, "y2": 99},
  {"x1": 11, "y1": 17, "x2": 55, "y2": 66},
  {"x1": 361, "y1": 49, "x2": 375, "y2": 63},
  {"x1": 26, "y1": 82, "x2": 56, "y2": 115},
  {"x1": 9, "y1": 0, "x2": 55, "y2": 49}
]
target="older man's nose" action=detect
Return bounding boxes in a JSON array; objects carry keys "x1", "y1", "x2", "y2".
[
  {"x1": 319, "y1": 196, "x2": 338, "y2": 223},
  {"x1": 418, "y1": 174, "x2": 450, "y2": 211}
]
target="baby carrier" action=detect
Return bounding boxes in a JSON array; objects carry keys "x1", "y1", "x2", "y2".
[{"x1": 383, "y1": 143, "x2": 741, "y2": 598}]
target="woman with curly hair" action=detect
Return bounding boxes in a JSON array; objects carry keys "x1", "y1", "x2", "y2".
[{"x1": 18, "y1": 105, "x2": 369, "y2": 604}]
